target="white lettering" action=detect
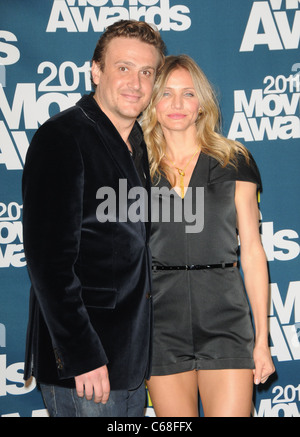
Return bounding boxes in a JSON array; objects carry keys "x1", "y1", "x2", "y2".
[
  {"x1": 274, "y1": 10, "x2": 300, "y2": 49},
  {"x1": 228, "y1": 82, "x2": 300, "y2": 141},
  {"x1": 0, "y1": 31, "x2": 20, "y2": 65},
  {"x1": 0, "y1": 324, "x2": 5, "y2": 348},
  {"x1": 240, "y1": 1, "x2": 300, "y2": 52},
  {"x1": 269, "y1": 281, "x2": 300, "y2": 324},
  {"x1": 240, "y1": 2, "x2": 283, "y2": 52},
  {"x1": 46, "y1": 0, "x2": 191, "y2": 32},
  {"x1": 269, "y1": 316, "x2": 292, "y2": 361},
  {"x1": 0, "y1": 84, "x2": 38, "y2": 130},
  {"x1": 0, "y1": 122, "x2": 23, "y2": 170},
  {"x1": 0, "y1": 355, "x2": 36, "y2": 396},
  {"x1": 261, "y1": 222, "x2": 300, "y2": 261},
  {"x1": 0, "y1": 83, "x2": 81, "y2": 130},
  {"x1": 0, "y1": 244, "x2": 26, "y2": 268},
  {"x1": 0, "y1": 222, "x2": 23, "y2": 244},
  {"x1": 253, "y1": 398, "x2": 300, "y2": 417},
  {"x1": 46, "y1": 1, "x2": 77, "y2": 32},
  {"x1": 283, "y1": 325, "x2": 300, "y2": 359}
]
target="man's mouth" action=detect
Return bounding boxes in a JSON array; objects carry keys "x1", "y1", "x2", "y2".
[{"x1": 121, "y1": 93, "x2": 142, "y2": 102}]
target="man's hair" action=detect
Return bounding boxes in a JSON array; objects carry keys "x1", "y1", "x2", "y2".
[{"x1": 91, "y1": 20, "x2": 166, "y2": 88}]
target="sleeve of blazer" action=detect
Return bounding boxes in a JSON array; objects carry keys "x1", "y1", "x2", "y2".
[{"x1": 22, "y1": 118, "x2": 108, "y2": 379}]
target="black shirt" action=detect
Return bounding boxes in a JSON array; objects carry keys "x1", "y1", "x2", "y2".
[{"x1": 128, "y1": 123, "x2": 147, "y2": 188}]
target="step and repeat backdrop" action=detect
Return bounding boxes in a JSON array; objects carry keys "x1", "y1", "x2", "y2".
[{"x1": 0, "y1": 0, "x2": 299, "y2": 417}]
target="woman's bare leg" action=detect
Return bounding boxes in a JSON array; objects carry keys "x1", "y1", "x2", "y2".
[
  {"x1": 147, "y1": 370, "x2": 199, "y2": 417},
  {"x1": 197, "y1": 369, "x2": 253, "y2": 417}
]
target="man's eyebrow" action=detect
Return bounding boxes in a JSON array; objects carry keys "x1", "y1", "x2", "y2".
[
  {"x1": 115, "y1": 60, "x2": 156, "y2": 70},
  {"x1": 115, "y1": 60, "x2": 134, "y2": 66}
]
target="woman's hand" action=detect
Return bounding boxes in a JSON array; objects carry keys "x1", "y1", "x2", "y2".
[{"x1": 253, "y1": 344, "x2": 275, "y2": 385}]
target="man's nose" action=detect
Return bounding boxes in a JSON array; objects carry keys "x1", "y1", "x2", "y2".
[{"x1": 128, "y1": 71, "x2": 141, "y2": 90}]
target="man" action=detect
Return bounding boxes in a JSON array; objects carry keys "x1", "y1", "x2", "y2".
[{"x1": 22, "y1": 20, "x2": 165, "y2": 417}]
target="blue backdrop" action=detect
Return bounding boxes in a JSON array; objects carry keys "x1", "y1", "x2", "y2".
[{"x1": 0, "y1": 0, "x2": 299, "y2": 417}]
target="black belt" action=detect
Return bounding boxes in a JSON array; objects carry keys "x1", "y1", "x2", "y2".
[{"x1": 152, "y1": 263, "x2": 235, "y2": 271}]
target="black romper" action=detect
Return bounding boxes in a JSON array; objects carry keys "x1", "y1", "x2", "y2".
[{"x1": 150, "y1": 151, "x2": 262, "y2": 375}]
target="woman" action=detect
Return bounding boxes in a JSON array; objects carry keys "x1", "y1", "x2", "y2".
[{"x1": 141, "y1": 55, "x2": 275, "y2": 417}]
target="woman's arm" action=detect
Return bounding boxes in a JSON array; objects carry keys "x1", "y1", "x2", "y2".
[{"x1": 235, "y1": 180, "x2": 275, "y2": 385}]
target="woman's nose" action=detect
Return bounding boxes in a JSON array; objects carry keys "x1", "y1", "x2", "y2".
[{"x1": 171, "y1": 94, "x2": 183, "y2": 109}]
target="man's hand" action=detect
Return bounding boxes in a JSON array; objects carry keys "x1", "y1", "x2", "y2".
[{"x1": 75, "y1": 365, "x2": 110, "y2": 403}]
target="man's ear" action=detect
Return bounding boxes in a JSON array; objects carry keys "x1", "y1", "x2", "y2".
[{"x1": 91, "y1": 60, "x2": 101, "y2": 86}]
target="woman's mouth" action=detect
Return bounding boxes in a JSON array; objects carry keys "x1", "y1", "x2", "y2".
[{"x1": 167, "y1": 113, "x2": 186, "y2": 119}]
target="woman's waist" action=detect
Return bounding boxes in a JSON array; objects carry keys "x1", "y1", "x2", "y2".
[{"x1": 152, "y1": 261, "x2": 237, "y2": 271}]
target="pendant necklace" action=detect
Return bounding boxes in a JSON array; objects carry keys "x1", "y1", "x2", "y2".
[{"x1": 164, "y1": 146, "x2": 200, "y2": 198}]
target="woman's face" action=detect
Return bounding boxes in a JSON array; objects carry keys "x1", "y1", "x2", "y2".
[{"x1": 155, "y1": 67, "x2": 200, "y2": 134}]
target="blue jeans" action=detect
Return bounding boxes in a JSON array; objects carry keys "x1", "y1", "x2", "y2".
[{"x1": 40, "y1": 382, "x2": 146, "y2": 417}]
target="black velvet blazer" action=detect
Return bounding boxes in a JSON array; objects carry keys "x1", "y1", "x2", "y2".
[{"x1": 22, "y1": 94, "x2": 152, "y2": 390}]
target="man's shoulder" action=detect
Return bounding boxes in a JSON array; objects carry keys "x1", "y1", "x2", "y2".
[
  {"x1": 41, "y1": 94, "x2": 96, "y2": 125},
  {"x1": 35, "y1": 98, "x2": 93, "y2": 141}
]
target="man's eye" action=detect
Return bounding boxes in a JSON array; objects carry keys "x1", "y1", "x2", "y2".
[{"x1": 119, "y1": 66, "x2": 128, "y2": 72}]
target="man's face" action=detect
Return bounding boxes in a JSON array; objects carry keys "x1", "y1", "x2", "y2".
[{"x1": 92, "y1": 37, "x2": 160, "y2": 128}]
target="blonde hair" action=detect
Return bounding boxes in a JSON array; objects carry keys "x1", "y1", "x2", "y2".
[{"x1": 141, "y1": 54, "x2": 249, "y2": 184}]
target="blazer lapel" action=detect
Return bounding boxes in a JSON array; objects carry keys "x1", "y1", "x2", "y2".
[
  {"x1": 140, "y1": 138, "x2": 151, "y2": 242},
  {"x1": 77, "y1": 94, "x2": 151, "y2": 237},
  {"x1": 96, "y1": 118, "x2": 143, "y2": 190},
  {"x1": 77, "y1": 94, "x2": 143, "y2": 190}
]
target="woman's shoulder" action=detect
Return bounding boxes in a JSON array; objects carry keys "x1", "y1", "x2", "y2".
[{"x1": 207, "y1": 150, "x2": 262, "y2": 191}]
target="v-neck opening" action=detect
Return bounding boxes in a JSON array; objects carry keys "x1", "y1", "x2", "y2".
[{"x1": 169, "y1": 151, "x2": 203, "y2": 200}]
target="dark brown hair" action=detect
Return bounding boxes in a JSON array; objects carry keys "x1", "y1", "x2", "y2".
[{"x1": 91, "y1": 20, "x2": 166, "y2": 88}]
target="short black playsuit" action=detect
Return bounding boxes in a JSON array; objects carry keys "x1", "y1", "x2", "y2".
[{"x1": 150, "y1": 151, "x2": 262, "y2": 375}]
